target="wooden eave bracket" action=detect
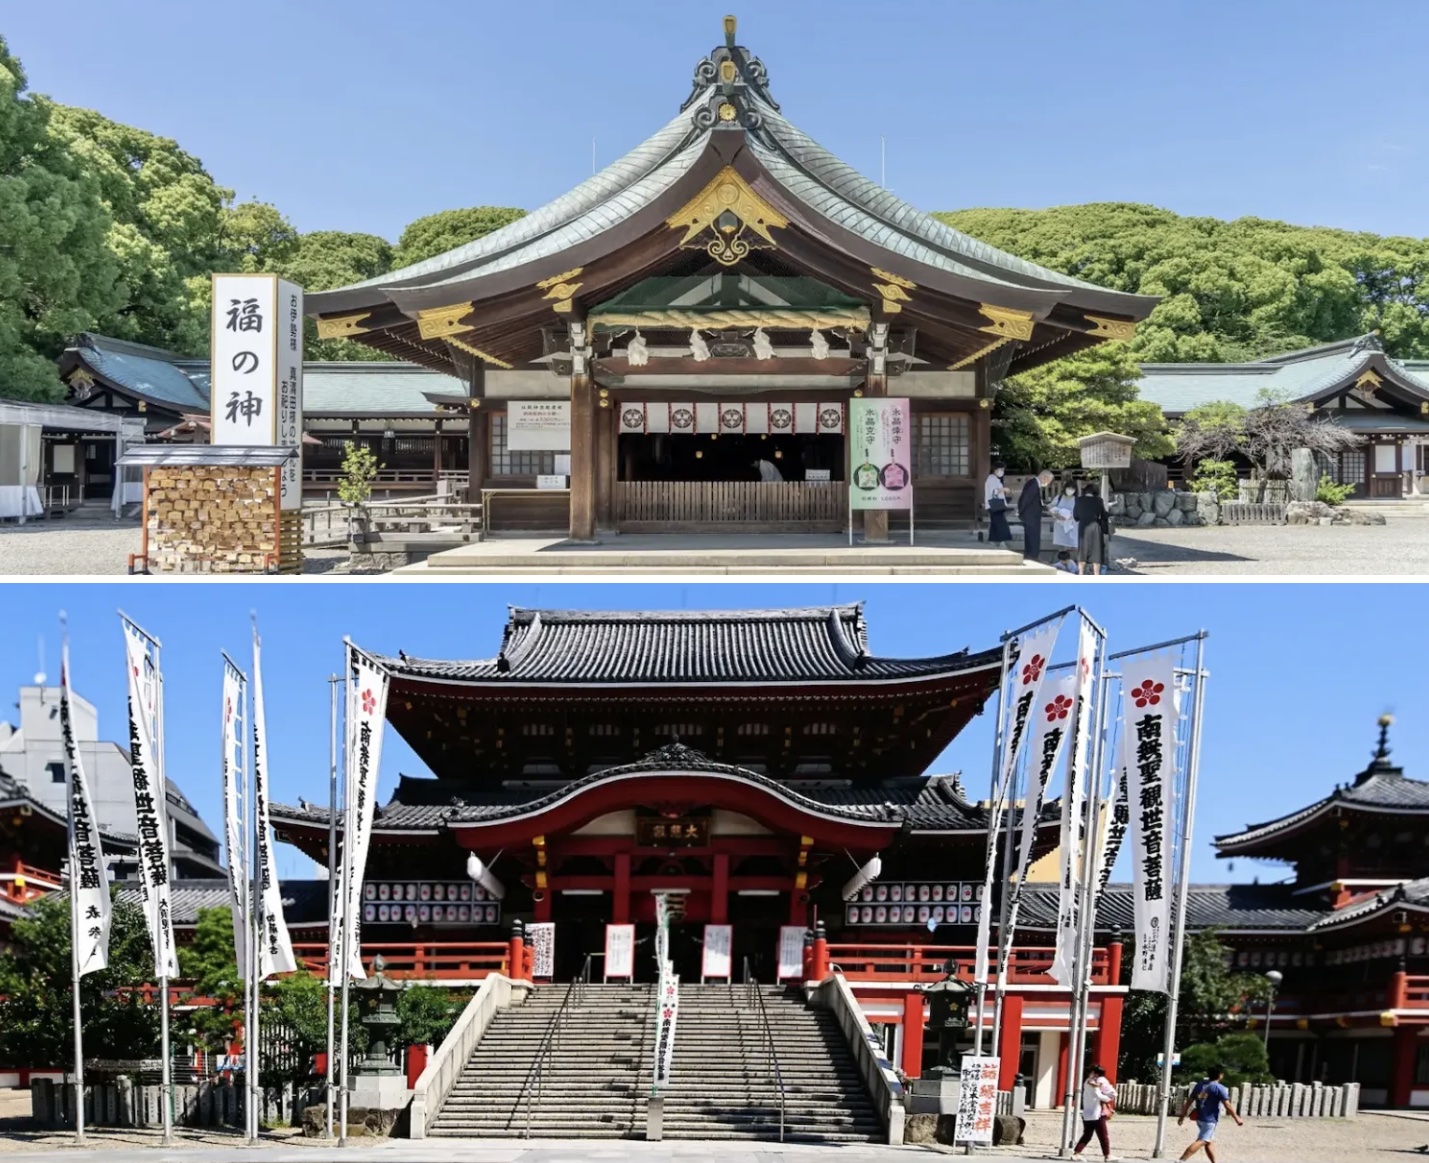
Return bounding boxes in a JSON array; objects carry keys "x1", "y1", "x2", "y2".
[
  {"x1": 315, "y1": 310, "x2": 374, "y2": 340},
  {"x1": 948, "y1": 304, "x2": 1036, "y2": 370},
  {"x1": 1084, "y1": 314, "x2": 1138, "y2": 343}
]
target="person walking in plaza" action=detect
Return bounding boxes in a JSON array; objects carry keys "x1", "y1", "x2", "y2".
[
  {"x1": 984, "y1": 463, "x2": 1013, "y2": 547},
  {"x1": 1072, "y1": 1064, "x2": 1116, "y2": 1160},
  {"x1": 1018, "y1": 469, "x2": 1053, "y2": 560},
  {"x1": 1074, "y1": 481, "x2": 1111, "y2": 575},
  {"x1": 1177, "y1": 1065, "x2": 1243, "y2": 1162},
  {"x1": 1051, "y1": 479, "x2": 1080, "y2": 566}
]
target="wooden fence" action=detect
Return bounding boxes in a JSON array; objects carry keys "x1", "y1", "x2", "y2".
[
  {"x1": 1113, "y1": 1080, "x2": 1359, "y2": 1118},
  {"x1": 29, "y1": 1076, "x2": 323, "y2": 1130},
  {"x1": 614, "y1": 480, "x2": 844, "y2": 532}
]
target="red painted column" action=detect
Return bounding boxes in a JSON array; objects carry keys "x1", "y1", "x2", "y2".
[
  {"x1": 711, "y1": 853, "x2": 729, "y2": 924},
  {"x1": 1055, "y1": 1033, "x2": 1070, "y2": 1108},
  {"x1": 1390, "y1": 968, "x2": 1409, "y2": 1010},
  {"x1": 998, "y1": 993, "x2": 1025, "y2": 1091},
  {"x1": 1107, "y1": 935, "x2": 1124, "y2": 986},
  {"x1": 810, "y1": 924, "x2": 830, "y2": 982},
  {"x1": 901, "y1": 991, "x2": 925, "y2": 1079},
  {"x1": 1390, "y1": 1025, "x2": 1417, "y2": 1108},
  {"x1": 508, "y1": 926, "x2": 526, "y2": 981},
  {"x1": 1094, "y1": 995, "x2": 1124, "y2": 1083},
  {"x1": 613, "y1": 853, "x2": 631, "y2": 924}
]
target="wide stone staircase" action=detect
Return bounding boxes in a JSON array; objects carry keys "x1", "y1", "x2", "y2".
[
  {"x1": 662, "y1": 982, "x2": 883, "y2": 1143},
  {"x1": 429, "y1": 982, "x2": 653, "y2": 1138}
]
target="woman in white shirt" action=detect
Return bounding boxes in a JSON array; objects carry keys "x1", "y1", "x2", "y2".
[
  {"x1": 1073, "y1": 1064, "x2": 1116, "y2": 1160},
  {"x1": 984, "y1": 464, "x2": 1012, "y2": 547},
  {"x1": 1051, "y1": 482, "x2": 1080, "y2": 561}
]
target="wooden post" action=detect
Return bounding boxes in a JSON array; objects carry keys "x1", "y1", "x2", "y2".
[
  {"x1": 613, "y1": 853, "x2": 631, "y2": 924},
  {"x1": 465, "y1": 362, "x2": 486, "y2": 503},
  {"x1": 1390, "y1": 1025, "x2": 1416, "y2": 1109},
  {"x1": 1093, "y1": 995, "x2": 1124, "y2": 1083},
  {"x1": 900, "y1": 990, "x2": 924, "y2": 1079},
  {"x1": 862, "y1": 322, "x2": 890, "y2": 543},
  {"x1": 711, "y1": 853, "x2": 729, "y2": 923},
  {"x1": 595, "y1": 396, "x2": 614, "y2": 530},
  {"x1": 569, "y1": 321, "x2": 597, "y2": 541}
]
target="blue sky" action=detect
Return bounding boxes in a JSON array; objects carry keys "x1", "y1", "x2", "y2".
[
  {"x1": 0, "y1": 581, "x2": 1418, "y2": 887},
  {"x1": 4, "y1": 1, "x2": 1426, "y2": 240}
]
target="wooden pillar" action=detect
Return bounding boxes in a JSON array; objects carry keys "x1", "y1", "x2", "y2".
[
  {"x1": 711, "y1": 853, "x2": 729, "y2": 924},
  {"x1": 432, "y1": 417, "x2": 443, "y2": 482},
  {"x1": 613, "y1": 852, "x2": 631, "y2": 924},
  {"x1": 998, "y1": 992, "x2": 1025, "y2": 1091},
  {"x1": 1055, "y1": 1032, "x2": 1070, "y2": 1108},
  {"x1": 1107, "y1": 935, "x2": 1124, "y2": 986},
  {"x1": 568, "y1": 321, "x2": 597, "y2": 541},
  {"x1": 862, "y1": 321, "x2": 890, "y2": 544},
  {"x1": 901, "y1": 990, "x2": 925, "y2": 1079},
  {"x1": 465, "y1": 362, "x2": 486, "y2": 503},
  {"x1": 1093, "y1": 995, "x2": 1123, "y2": 1083},
  {"x1": 594, "y1": 396, "x2": 614, "y2": 530},
  {"x1": 1390, "y1": 1025, "x2": 1417, "y2": 1108}
]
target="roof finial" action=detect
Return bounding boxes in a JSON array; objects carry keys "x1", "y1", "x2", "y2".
[
  {"x1": 723, "y1": 14, "x2": 737, "y2": 44},
  {"x1": 1375, "y1": 713, "x2": 1394, "y2": 761}
]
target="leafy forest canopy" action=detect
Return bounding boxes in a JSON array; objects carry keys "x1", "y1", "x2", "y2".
[{"x1": 3, "y1": 35, "x2": 1426, "y2": 466}]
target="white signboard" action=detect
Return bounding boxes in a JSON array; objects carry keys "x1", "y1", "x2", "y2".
[
  {"x1": 527, "y1": 922, "x2": 556, "y2": 979},
  {"x1": 953, "y1": 1056, "x2": 1000, "y2": 1143},
  {"x1": 653, "y1": 973, "x2": 679, "y2": 1088},
  {"x1": 338, "y1": 647, "x2": 389, "y2": 981},
  {"x1": 536, "y1": 475, "x2": 568, "y2": 490},
  {"x1": 848, "y1": 398, "x2": 912, "y2": 511},
  {"x1": 1124, "y1": 653, "x2": 1177, "y2": 993},
  {"x1": 507, "y1": 401, "x2": 571, "y2": 451},
  {"x1": 805, "y1": 468, "x2": 831, "y2": 482},
  {"x1": 210, "y1": 274, "x2": 304, "y2": 509},
  {"x1": 776, "y1": 925, "x2": 806, "y2": 982},
  {"x1": 605, "y1": 923, "x2": 635, "y2": 980},
  {"x1": 702, "y1": 924, "x2": 733, "y2": 980}
]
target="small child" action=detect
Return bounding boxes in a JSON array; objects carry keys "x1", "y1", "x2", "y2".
[{"x1": 1054, "y1": 551, "x2": 1079, "y2": 575}]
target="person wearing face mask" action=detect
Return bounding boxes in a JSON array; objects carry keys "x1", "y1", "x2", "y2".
[
  {"x1": 984, "y1": 462, "x2": 1012, "y2": 547},
  {"x1": 1051, "y1": 480, "x2": 1080, "y2": 566},
  {"x1": 1074, "y1": 481, "x2": 1112, "y2": 576},
  {"x1": 1017, "y1": 469, "x2": 1054, "y2": 561}
]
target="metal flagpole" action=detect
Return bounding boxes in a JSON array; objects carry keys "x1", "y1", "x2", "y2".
[
  {"x1": 1059, "y1": 640, "x2": 1112, "y2": 1156},
  {"x1": 325, "y1": 674, "x2": 340, "y2": 1140},
  {"x1": 338, "y1": 643, "x2": 353, "y2": 1146},
  {"x1": 971, "y1": 634, "x2": 1013, "y2": 1056},
  {"x1": 62, "y1": 614, "x2": 85, "y2": 1146},
  {"x1": 244, "y1": 662, "x2": 259, "y2": 1145},
  {"x1": 153, "y1": 635, "x2": 175, "y2": 1147},
  {"x1": 1152, "y1": 632, "x2": 1209, "y2": 1158}
]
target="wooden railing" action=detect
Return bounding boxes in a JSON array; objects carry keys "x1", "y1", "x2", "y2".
[
  {"x1": 303, "y1": 468, "x2": 467, "y2": 489},
  {"x1": 290, "y1": 941, "x2": 510, "y2": 980},
  {"x1": 614, "y1": 480, "x2": 844, "y2": 532},
  {"x1": 827, "y1": 943, "x2": 1110, "y2": 986},
  {"x1": 1401, "y1": 975, "x2": 1429, "y2": 1008},
  {"x1": 0, "y1": 861, "x2": 62, "y2": 903}
]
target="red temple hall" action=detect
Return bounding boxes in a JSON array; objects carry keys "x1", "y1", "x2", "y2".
[{"x1": 266, "y1": 605, "x2": 1124, "y2": 1104}]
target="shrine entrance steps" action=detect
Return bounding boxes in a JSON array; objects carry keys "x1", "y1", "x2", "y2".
[
  {"x1": 664, "y1": 983, "x2": 883, "y2": 1143},
  {"x1": 428, "y1": 982, "x2": 884, "y2": 1143},
  {"x1": 430, "y1": 982, "x2": 654, "y2": 1138}
]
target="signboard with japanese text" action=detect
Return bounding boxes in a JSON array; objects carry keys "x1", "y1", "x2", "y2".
[
  {"x1": 507, "y1": 401, "x2": 571, "y2": 451},
  {"x1": 776, "y1": 924, "x2": 806, "y2": 982},
  {"x1": 527, "y1": 922, "x2": 556, "y2": 979},
  {"x1": 848, "y1": 398, "x2": 911, "y2": 510},
  {"x1": 653, "y1": 973, "x2": 679, "y2": 1087},
  {"x1": 953, "y1": 1056, "x2": 999, "y2": 1143},
  {"x1": 605, "y1": 923, "x2": 635, "y2": 979},
  {"x1": 210, "y1": 274, "x2": 304, "y2": 509},
  {"x1": 702, "y1": 924, "x2": 732, "y2": 980}
]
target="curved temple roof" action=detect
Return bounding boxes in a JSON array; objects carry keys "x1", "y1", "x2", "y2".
[
  {"x1": 375, "y1": 605, "x2": 1001, "y2": 687},
  {"x1": 308, "y1": 20, "x2": 1156, "y2": 374}
]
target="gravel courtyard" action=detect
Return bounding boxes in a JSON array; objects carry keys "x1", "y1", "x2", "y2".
[{"x1": 2, "y1": 513, "x2": 1426, "y2": 577}]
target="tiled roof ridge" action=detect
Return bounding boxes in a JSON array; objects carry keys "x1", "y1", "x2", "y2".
[{"x1": 76, "y1": 332, "x2": 190, "y2": 365}]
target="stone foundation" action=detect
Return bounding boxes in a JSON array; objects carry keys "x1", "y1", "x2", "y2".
[
  {"x1": 1116, "y1": 489, "x2": 1206, "y2": 528},
  {"x1": 145, "y1": 465, "x2": 300, "y2": 573}
]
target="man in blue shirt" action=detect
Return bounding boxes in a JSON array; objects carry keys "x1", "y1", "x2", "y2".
[{"x1": 1177, "y1": 1064, "x2": 1243, "y2": 1161}]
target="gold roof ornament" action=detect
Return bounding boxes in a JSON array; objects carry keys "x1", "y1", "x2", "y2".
[
  {"x1": 315, "y1": 310, "x2": 373, "y2": 340},
  {"x1": 537, "y1": 267, "x2": 585, "y2": 314},
  {"x1": 1084, "y1": 314, "x2": 1137, "y2": 343},
  {"x1": 417, "y1": 302, "x2": 477, "y2": 340},
  {"x1": 665, "y1": 166, "x2": 788, "y2": 266},
  {"x1": 870, "y1": 268, "x2": 916, "y2": 315},
  {"x1": 949, "y1": 304, "x2": 1036, "y2": 369}
]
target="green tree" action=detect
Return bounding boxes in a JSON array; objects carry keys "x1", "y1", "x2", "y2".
[
  {"x1": 991, "y1": 341, "x2": 1172, "y2": 470},
  {"x1": 220, "y1": 199, "x2": 300, "y2": 274},
  {"x1": 397, "y1": 984, "x2": 465, "y2": 1047},
  {"x1": 338, "y1": 442, "x2": 382, "y2": 505},
  {"x1": 1175, "y1": 402, "x2": 1248, "y2": 468},
  {"x1": 177, "y1": 906, "x2": 243, "y2": 1055},
  {"x1": 278, "y1": 230, "x2": 394, "y2": 361},
  {"x1": 0, "y1": 892, "x2": 158, "y2": 1067},
  {"x1": 392, "y1": 206, "x2": 525, "y2": 269},
  {"x1": 0, "y1": 37, "x2": 122, "y2": 401},
  {"x1": 1179, "y1": 1032, "x2": 1272, "y2": 1087}
]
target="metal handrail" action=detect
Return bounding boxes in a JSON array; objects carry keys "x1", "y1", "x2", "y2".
[
  {"x1": 520, "y1": 953, "x2": 591, "y2": 1137},
  {"x1": 743, "y1": 957, "x2": 786, "y2": 1143}
]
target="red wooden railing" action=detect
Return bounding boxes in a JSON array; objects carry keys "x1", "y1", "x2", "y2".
[
  {"x1": 290, "y1": 941, "x2": 510, "y2": 980},
  {"x1": 1399, "y1": 975, "x2": 1429, "y2": 1009},
  {"x1": 827, "y1": 943, "x2": 1111, "y2": 986},
  {"x1": 0, "y1": 860, "x2": 62, "y2": 903}
]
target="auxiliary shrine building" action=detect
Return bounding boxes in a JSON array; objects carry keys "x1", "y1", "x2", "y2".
[
  {"x1": 269, "y1": 605, "x2": 1126, "y2": 1104},
  {"x1": 304, "y1": 18, "x2": 1156, "y2": 538}
]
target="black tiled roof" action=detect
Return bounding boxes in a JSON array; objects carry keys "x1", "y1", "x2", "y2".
[
  {"x1": 372, "y1": 606, "x2": 1001, "y2": 686},
  {"x1": 1308, "y1": 877, "x2": 1429, "y2": 931},
  {"x1": 114, "y1": 879, "x2": 332, "y2": 928},
  {"x1": 0, "y1": 769, "x2": 138, "y2": 848},
  {"x1": 1015, "y1": 882, "x2": 1328, "y2": 934}
]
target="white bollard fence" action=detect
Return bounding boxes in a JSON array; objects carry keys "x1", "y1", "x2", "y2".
[{"x1": 1113, "y1": 1080, "x2": 1359, "y2": 1119}]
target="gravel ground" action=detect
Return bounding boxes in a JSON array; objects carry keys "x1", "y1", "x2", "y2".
[{"x1": 2, "y1": 514, "x2": 1426, "y2": 578}]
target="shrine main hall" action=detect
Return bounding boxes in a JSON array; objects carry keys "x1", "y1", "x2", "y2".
[{"x1": 305, "y1": 17, "x2": 1155, "y2": 540}]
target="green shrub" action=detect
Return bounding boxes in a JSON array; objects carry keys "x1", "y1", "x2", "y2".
[
  {"x1": 1315, "y1": 474, "x2": 1356, "y2": 506},
  {"x1": 1189, "y1": 459, "x2": 1238, "y2": 502},
  {"x1": 1177, "y1": 1032, "x2": 1273, "y2": 1087},
  {"x1": 398, "y1": 984, "x2": 468, "y2": 1047},
  {"x1": 337, "y1": 442, "x2": 382, "y2": 506}
]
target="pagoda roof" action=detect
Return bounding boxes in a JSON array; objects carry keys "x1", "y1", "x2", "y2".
[
  {"x1": 1138, "y1": 332, "x2": 1429, "y2": 421},
  {"x1": 1214, "y1": 718, "x2": 1429, "y2": 858},
  {"x1": 1306, "y1": 877, "x2": 1429, "y2": 933},
  {"x1": 376, "y1": 604, "x2": 1000, "y2": 688},
  {"x1": 308, "y1": 19, "x2": 1155, "y2": 375},
  {"x1": 1017, "y1": 881, "x2": 1328, "y2": 935},
  {"x1": 0, "y1": 769, "x2": 138, "y2": 850}
]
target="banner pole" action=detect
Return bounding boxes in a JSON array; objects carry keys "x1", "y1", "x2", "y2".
[
  {"x1": 245, "y1": 662, "x2": 261, "y2": 1145},
  {"x1": 972, "y1": 634, "x2": 1013, "y2": 1057},
  {"x1": 1152, "y1": 634, "x2": 1209, "y2": 1158},
  {"x1": 338, "y1": 646, "x2": 353, "y2": 1146},
  {"x1": 64, "y1": 626, "x2": 86, "y2": 1146},
  {"x1": 325, "y1": 674, "x2": 339, "y2": 1141},
  {"x1": 250, "y1": 622, "x2": 266, "y2": 1143},
  {"x1": 155, "y1": 647, "x2": 175, "y2": 1147}
]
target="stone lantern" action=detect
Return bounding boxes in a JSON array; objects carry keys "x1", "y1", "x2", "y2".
[
  {"x1": 348, "y1": 954, "x2": 409, "y2": 1114},
  {"x1": 923, "y1": 959, "x2": 973, "y2": 1079}
]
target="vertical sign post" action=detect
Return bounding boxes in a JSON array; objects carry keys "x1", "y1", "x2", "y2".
[
  {"x1": 211, "y1": 274, "x2": 304, "y2": 510},
  {"x1": 848, "y1": 397, "x2": 912, "y2": 545}
]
